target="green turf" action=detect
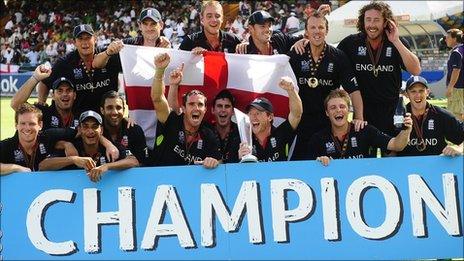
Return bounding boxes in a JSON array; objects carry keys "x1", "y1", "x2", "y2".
[{"x1": 0, "y1": 97, "x2": 451, "y2": 140}]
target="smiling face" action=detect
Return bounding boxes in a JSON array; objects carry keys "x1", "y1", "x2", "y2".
[
  {"x1": 16, "y1": 112, "x2": 42, "y2": 144},
  {"x1": 52, "y1": 84, "x2": 76, "y2": 111},
  {"x1": 139, "y1": 19, "x2": 163, "y2": 43},
  {"x1": 183, "y1": 93, "x2": 207, "y2": 129},
  {"x1": 101, "y1": 97, "x2": 124, "y2": 128},
  {"x1": 249, "y1": 21, "x2": 272, "y2": 44},
  {"x1": 405, "y1": 84, "x2": 429, "y2": 113},
  {"x1": 74, "y1": 33, "x2": 95, "y2": 57},
  {"x1": 247, "y1": 107, "x2": 273, "y2": 135},
  {"x1": 306, "y1": 16, "x2": 328, "y2": 47},
  {"x1": 363, "y1": 9, "x2": 386, "y2": 41},
  {"x1": 79, "y1": 118, "x2": 102, "y2": 146},
  {"x1": 212, "y1": 98, "x2": 233, "y2": 128},
  {"x1": 326, "y1": 97, "x2": 350, "y2": 129},
  {"x1": 201, "y1": 3, "x2": 223, "y2": 36}
]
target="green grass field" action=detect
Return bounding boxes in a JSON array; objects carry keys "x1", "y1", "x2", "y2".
[{"x1": 0, "y1": 96, "x2": 449, "y2": 140}]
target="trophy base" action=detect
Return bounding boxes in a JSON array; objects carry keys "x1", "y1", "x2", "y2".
[{"x1": 240, "y1": 154, "x2": 258, "y2": 163}]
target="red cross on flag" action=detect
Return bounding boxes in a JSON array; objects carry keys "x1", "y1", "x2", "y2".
[{"x1": 120, "y1": 45, "x2": 297, "y2": 148}]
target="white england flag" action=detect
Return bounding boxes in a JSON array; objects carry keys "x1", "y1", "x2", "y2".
[{"x1": 120, "y1": 44, "x2": 297, "y2": 148}]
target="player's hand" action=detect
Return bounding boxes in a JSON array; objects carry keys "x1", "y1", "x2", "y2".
[
  {"x1": 197, "y1": 157, "x2": 219, "y2": 169},
  {"x1": 87, "y1": 165, "x2": 108, "y2": 182},
  {"x1": 317, "y1": 4, "x2": 331, "y2": 16},
  {"x1": 238, "y1": 142, "x2": 252, "y2": 159},
  {"x1": 169, "y1": 63, "x2": 184, "y2": 86},
  {"x1": 158, "y1": 36, "x2": 171, "y2": 48},
  {"x1": 125, "y1": 117, "x2": 136, "y2": 128},
  {"x1": 106, "y1": 40, "x2": 124, "y2": 55},
  {"x1": 442, "y1": 145, "x2": 463, "y2": 157},
  {"x1": 71, "y1": 156, "x2": 96, "y2": 171},
  {"x1": 316, "y1": 156, "x2": 331, "y2": 166},
  {"x1": 192, "y1": 47, "x2": 207, "y2": 55},
  {"x1": 154, "y1": 53, "x2": 170, "y2": 69},
  {"x1": 62, "y1": 142, "x2": 79, "y2": 157},
  {"x1": 352, "y1": 119, "x2": 367, "y2": 132},
  {"x1": 235, "y1": 42, "x2": 249, "y2": 54},
  {"x1": 33, "y1": 63, "x2": 52, "y2": 81},
  {"x1": 445, "y1": 87, "x2": 453, "y2": 98},
  {"x1": 385, "y1": 19, "x2": 399, "y2": 43},
  {"x1": 14, "y1": 165, "x2": 32, "y2": 173},
  {"x1": 279, "y1": 76, "x2": 295, "y2": 91},
  {"x1": 105, "y1": 144, "x2": 120, "y2": 162},
  {"x1": 290, "y1": 38, "x2": 309, "y2": 55},
  {"x1": 403, "y1": 112, "x2": 413, "y2": 130}
]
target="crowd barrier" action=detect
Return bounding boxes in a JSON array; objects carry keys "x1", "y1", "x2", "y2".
[{"x1": 1, "y1": 156, "x2": 463, "y2": 260}]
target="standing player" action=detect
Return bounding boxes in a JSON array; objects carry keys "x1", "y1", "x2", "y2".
[
  {"x1": 288, "y1": 12, "x2": 365, "y2": 160},
  {"x1": 179, "y1": 1, "x2": 241, "y2": 54},
  {"x1": 337, "y1": 2, "x2": 420, "y2": 139},
  {"x1": 37, "y1": 24, "x2": 120, "y2": 114},
  {"x1": 444, "y1": 28, "x2": 464, "y2": 120},
  {"x1": 150, "y1": 53, "x2": 221, "y2": 168},
  {"x1": 398, "y1": 76, "x2": 463, "y2": 156},
  {"x1": 307, "y1": 89, "x2": 413, "y2": 166},
  {"x1": 238, "y1": 77, "x2": 302, "y2": 162}
]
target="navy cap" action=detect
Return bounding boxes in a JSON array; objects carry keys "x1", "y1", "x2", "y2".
[
  {"x1": 79, "y1": 110, "x2": 102, "y2": 125},
  {"x1": 248, "y1": 10, "x2": 275, "y2": 25},
  {"x1": 139, "y1": 8, "x2": 162, "y2": 22},
  {"x1": 246, "y1": 97, "x2": 274, "y2": 113},
  {"x1": 406, "y1": 75, "x2": 428, "y2": 90},
  {"x1": 73, "y1": 24, "x2": 95, "y2": 38},
  {"x1": 52, "y1": 77, "x2": 75, "y2": 90}
]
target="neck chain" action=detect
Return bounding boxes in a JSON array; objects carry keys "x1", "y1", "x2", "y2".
[
  {"x1": 366, "y1": 38, "x2": 384, "y2": 77},
  {"x1": 412, "y1": 108, "x2": 429, "y2": 152},
  {"x1": 307, "y1": 44, "x2": 327, "y2": 88},
  {"x1": 331, "y1": 123, "x2": 351, "y2": 158},
  {"x1": 18, "y1": 141, "x2": 39, "y2": 171},
  {"x1": 258, "y1": 43, "x2": 273, "y2": 55}
]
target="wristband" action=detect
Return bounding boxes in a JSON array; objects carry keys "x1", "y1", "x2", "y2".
[
  {"x1": 31, "y1": 75, "x2": 40, "y2": 82},
  {"x1": 105, "y1": 50, "x2": 111, "y2": 56}
]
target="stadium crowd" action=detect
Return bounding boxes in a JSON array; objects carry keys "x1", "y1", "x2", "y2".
[{"x1": 1, "y1": 0, "x2": 463, "y2": 179}]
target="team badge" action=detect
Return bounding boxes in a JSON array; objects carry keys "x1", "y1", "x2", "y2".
[
  {"x1": 270, "y1": 137, "x2": 277, "y2": 148},
  {"x1": 121, "y1": 135, "x2": 129, "y2": 147},
  {"x1": 125, "y1": 149, "x2": 133, "y2": 156},
  {"x1": 101, "y1": 68, "x2": 107, "y2": 73},
  {"x1": 301, "y1": 60, "x2": 310, "y2": 71},
  {"x1": 357, "y1": 46, "x2": 367, "y2": 56},
  {"x1": 197, "y1": 139, "x2": 203, "y2": 150},
  {"x1": 325, "y1": 142, "x2": 336, "y2": 154},
  {"x1": 99, "y1": 156, "x2": 107, "y2": 165},
  {"x1": 73, "y1": 68, "x2": 83, "y2": 79},
  {"x1": 72, "y1": 119, "x2": 79, "y2": 129},
  {"x1": 14, "y1": 149, "x2": 24, "y2": 163},
  {"x1": 428, "y1": 119, "x2": 434, "y2": 130},
  {"x1": 327, "y1": 63, "x2": 334, "y2": 73},
  {"x1": 386, "y1": 47, "x2": 392, "y2": 57},
  {"x1": 51, "y1": 116, "x2": 59, "y2": 127},
  {"x1": 39, "y1": 143, "x2": 47, "y2": 154},
  {"x1": 178, "y1": 131, "x2": 185, "y2": 144},
  {"x1": 351, "y1": 137, "x2": 358, "y2": 148}
]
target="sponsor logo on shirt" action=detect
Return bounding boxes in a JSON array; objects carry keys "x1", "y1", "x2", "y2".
[
  {"x1": 327, "y1": 63, "x2": 334, "y2": 73},
  {"x1": 173, "y1": 145, "x2": 203, "y2": 164},
  {"x1": 51, "y1": 116, "x2": 59, "y2": 127},
  {"x1": 428, "y1": 119, "x2": 434, "y2": 130},
  {"x1": 39, "y1": 143, "x2": 47, "y2": 155},
  {"x1": 197, "y1": 139, "x2": 203, "y2": 150},
  {"x1": 14, "y1": 149, "x2": 24, "y2": 163},
  {"x1": 325, "y1": 142, "x2": 336, "y2": 154},
  {"x1": 270, "y1": 137, "x2": 277, "y2": 148},
  {"x1": 351, "y1": 137, "x2": 358, "y2": 148},
  {"x1": 357, "y1": 46, "x2": 367, "y2": 56},
  {"x1": 178, "y1": 131, "x2": 185, "y2": 144},
  {"x1": 73, "y1": 68, "x2": 83, "y2": 79},
  {"x1": 408, "y1": 138, "x2": 438, "y2": 147},
  {"x1": 298, "y1": 78, "x2": 333, "y2": 86},
  {"x1": 75, "y1": 79, "x2": 111, "y2": 91},
  {"x1": 386, "y1": 47, "x2": 392, "y2": 57},
  {"x1": 355, "y1": 64, "x2": 394, "y2": 73},
  {"x1": 301, "y1": 60, "x2": 310, "y2": 72}
]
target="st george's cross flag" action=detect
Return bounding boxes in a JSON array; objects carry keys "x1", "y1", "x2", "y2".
[{"x1": 120, "y1": 45, "x2": 297, "y2": 148}]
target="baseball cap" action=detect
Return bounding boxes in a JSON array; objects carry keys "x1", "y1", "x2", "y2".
[
  {"x1": 246, "y1": 97, "x2": 274, "y2": 113},
  {"x1": 405, "y1": 75, "x2": 428, "y2": 90},
  {"x1": 139, "y1": 8, "x2": 162, "y2": 22},
  {"x1": 248, "y1": 10, "x2": 275, "y2": 25},
  {"x1": 52, "y1": 77, "x2": 75, "y2": 91},
  {"x1": 79, "y1": 110, "x2": 102, "y2": 125},
  {"x1": 73, "y1": 24, "x2": 95, "y2": 38}
]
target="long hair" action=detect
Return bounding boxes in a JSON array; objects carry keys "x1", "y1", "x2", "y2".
[{"x1": 356, "y1": 1, "x2": 395, "y2": 33}]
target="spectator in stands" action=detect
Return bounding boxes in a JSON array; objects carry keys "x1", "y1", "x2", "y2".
[
  {"x1": 337, "y1": 1, "x2": 420, "y2": 154},
  {"x1": 285, "y1": 12, "x2": 300, "y2": 34},
  {"x1": 37, "y1": 24, "x2": 120, "y2": 114},
  {"x1": 238, "y1": 77, "x2": 302, "y2": 162},
  {"x1": 445, "y1": 28, "x2": 464, "y2": 121},
  {"x1": 307, "y1": 89, "x2": 412, "y2": 166},
  {"x1": 0, "y1": 103, "x2": 77, "y2": 175},
  {"x1": 398, "y1": 76, "x2": 463, "y2": 156},
  {"x1": 179, "y1": 0, "x2": 241, "y2": 54},
  {"x1": 150, "y1": 53, "x2": 221, "y2": 168},
  {"x1": 39, "y1": 110, "x2": 139, "y2": 182},
  {"x1": 1, "y1": 43, "x2": 15, "y2": 64}
]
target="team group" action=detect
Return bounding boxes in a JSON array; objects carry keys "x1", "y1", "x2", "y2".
[{"x1": 1, "y1": 1, "x2": 463, "y2": 180}]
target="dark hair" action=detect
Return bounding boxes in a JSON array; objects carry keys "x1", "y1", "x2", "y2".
[
  {"x1": 305, "y1": 11, "x2": 329, "y2": 32},
  {"x1": 182, "y1": 89, "x2": 207, "y2": 106},
  {"x1": 213, "y1": 89, "x2": 235, "y2": 107},
  {"x1": 356, "y1": 1, "x2": 395, "y2": 34},
  {"x1": 15, "y1": 103, "x2": 43, "y2": 124},
  {"x1": 324, "y1": 89, "x2": 351, "y2": 110},
  {"x1": 100, "y1": 91, "x2": 125, "y2": 110},
  {"x1": 447, "y1": 28, "x2": 463, "y2": 43}
]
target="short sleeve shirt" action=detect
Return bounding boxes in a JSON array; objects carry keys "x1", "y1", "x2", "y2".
[
  {"x1": 153, "y1": 111, "x2": 222, "y2": 166},
  {"x1": 251, "y1": 120, "x2": 295, "y2": 162},
  {"x1": 306, "y1": 124, "x2": 391, "y2": 160},
  {"x1": 447, "y1": 44, "x2": 464, "y2": 88},
  {"x1": 36, "y1": 103, "x2": 79, "y2": 130},
  {"x1": 179, "y1": 30, "x2": 241, "y2": 53}
]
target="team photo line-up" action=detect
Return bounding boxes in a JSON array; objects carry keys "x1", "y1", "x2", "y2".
[{"x1": 1, "y1": 1, "x2": 463, "y2": 180}]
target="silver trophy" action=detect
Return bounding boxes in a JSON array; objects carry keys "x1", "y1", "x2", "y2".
[{"x1": 234, "y1": 108, "x2": 258, "y2": 163}]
